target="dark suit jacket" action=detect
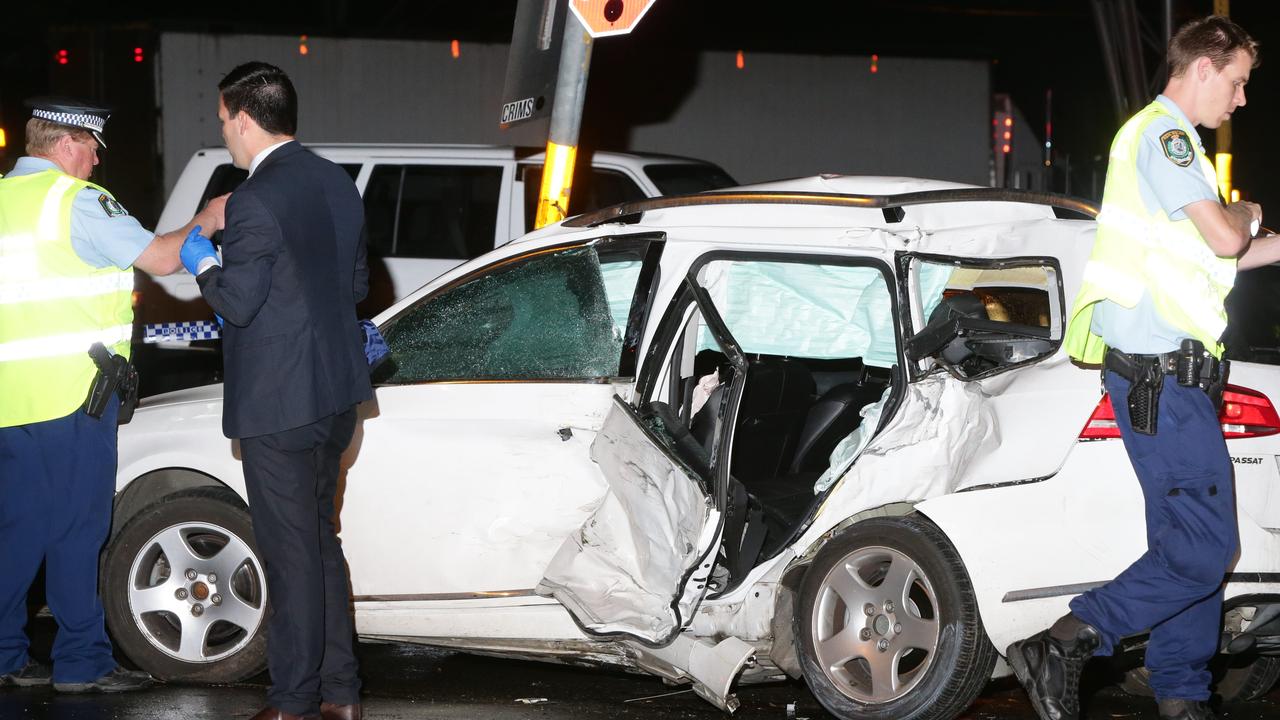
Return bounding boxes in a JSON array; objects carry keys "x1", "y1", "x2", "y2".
[{"x1": 198, "y1": 141, "x2": 373, "y2": 439}]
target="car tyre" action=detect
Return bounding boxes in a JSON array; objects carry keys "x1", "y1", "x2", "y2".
[
  {"x1": 102, "y1": 487, "x2": 268, "y2": 682},
  {"x1": 1120, "y1": 655, "x2": 1280, "y2": 703},
  {"x1": 795, "y1": 514, "x2": 996, "y2": 720}
]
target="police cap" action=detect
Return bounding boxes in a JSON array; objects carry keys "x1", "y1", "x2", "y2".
[{"x1": 24, "y1": 96, "x2": 112, "y2": 149}]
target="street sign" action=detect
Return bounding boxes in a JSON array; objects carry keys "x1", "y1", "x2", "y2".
[
  {"x1": 500, "y1": 0, "x2": 570, "y2": 129},
  {"x1": 569, "y1": 0, "x2": 657, "y2": 38}
]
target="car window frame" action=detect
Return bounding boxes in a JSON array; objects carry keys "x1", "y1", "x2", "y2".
[
  {"x1": 678, "y1": 249, "x2": 905, "y2": 474},
  {"x1": 373, "y1": 233, "x2": 665, "y2": 386},
  {"x1": 636, "y1": 249, "x2": 905, "y2": 479},
  {"x1": 896, "y1": 250, "x2": 1065, "y2": 382}
]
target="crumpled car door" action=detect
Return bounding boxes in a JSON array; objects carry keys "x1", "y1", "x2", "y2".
[
  {"x1": 537, "y1": 396, "x2": 721, "y2": 641},
  {"x1": 536, "y1": 278, "x2": 757, "y2": 710}
]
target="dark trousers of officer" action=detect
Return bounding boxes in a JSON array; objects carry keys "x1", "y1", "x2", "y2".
[
  {"x1": 1071, "y1": 371, "x2": 1237, "y2": 701},
  {"x1": 240, "y1": 407, "x2": 360, "y2": 716},
  {"x1": 0, "y1": 399, "x2": 119, "y2": 683}
]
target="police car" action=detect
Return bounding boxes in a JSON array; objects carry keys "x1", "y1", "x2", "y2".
[{"x1": 105, "y1": 176, "x2": 1280, "y2": 720}]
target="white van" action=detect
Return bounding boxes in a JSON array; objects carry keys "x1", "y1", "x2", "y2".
[{"x1": 140, "y1": 144, "x2": 736, "y2": 323}]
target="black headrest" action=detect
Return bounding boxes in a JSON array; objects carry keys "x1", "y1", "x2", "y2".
[{"x1": 740, "y1": 358, "x2": 815, "y2": 415}]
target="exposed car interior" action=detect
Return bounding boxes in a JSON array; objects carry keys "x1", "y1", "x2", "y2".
[
  {"x1": 660, "y1": 351, "x2": 892, "y2": 511},
  {"x1": 907, "y1": 259, "x2": 1061, "y2": 379},
  {"x1": 644, "y1": 329, "x2": 899, "y2": 587},
  {"x1": 633, "y1": 258, "x2": 902, "y2": 587},
  {"x1": 631, "y1": 255, "x2": 1064, "y2": 590}
]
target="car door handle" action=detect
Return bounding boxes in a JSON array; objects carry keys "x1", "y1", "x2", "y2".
[{"x1": 557, "y1": 427, "x2": 573, "y2": 441}]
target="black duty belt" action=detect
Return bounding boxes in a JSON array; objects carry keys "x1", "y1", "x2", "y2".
[
  {"x1": 1103, "y1": 348, "x2": 1179, "y2": 381},
  {"x1": 1103, "y1": 340, "x2": 1225, "y2": 388},
  {"x1": 1102, "y1": 339, "x2": 1227, "y2": 435}
]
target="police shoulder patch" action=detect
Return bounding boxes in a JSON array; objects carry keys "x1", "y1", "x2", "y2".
[
  {"x1": 1159, "y1": 129, "x2": 1194, "y2": 167},
  {"x1": 98, "y1": 194, "x2": 128, "y2": 218}
]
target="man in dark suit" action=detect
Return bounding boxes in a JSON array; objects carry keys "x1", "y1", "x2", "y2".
[{"x1": 180, "y1": 62, "x2": 372, "y2": 720}]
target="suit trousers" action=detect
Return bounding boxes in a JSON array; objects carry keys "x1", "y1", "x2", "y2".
[
  {"x1": 1071, "y1": 372, "x2": 1238, "y2": 702},
  {"x1": 240, "y1": 407, "x2": 360, "y2": 716},
  {"x1": 0, "y1": 399, "x2": 118, "y2": 683}
]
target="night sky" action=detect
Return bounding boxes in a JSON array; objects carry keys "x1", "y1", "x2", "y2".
[{"x1": 3, "y1": 1, "x2": 1278, "y2": 214}]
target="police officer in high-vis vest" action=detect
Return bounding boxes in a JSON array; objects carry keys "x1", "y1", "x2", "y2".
[
  {"x1": 0, "y1": 98, "x2": 225, "y2": 692},
  {"x1": 1007, "y1": 17, "x2": 1280, "y2": 720}
]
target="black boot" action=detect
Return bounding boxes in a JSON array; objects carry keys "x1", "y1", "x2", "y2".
[
  {"x1": 1006, "y1": 614, "x2": 1101, "y2": 720},
  {"x1": 1157, "y1": 699, "x2": 1218, "y2": 720}
]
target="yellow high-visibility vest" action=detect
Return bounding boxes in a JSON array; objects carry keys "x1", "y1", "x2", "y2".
[
  {"x1": 0, "y1": 169, "x2": 134, "y2": 427},
  {"x1": 1064, "y1": 100, "x2": 1236, "y2": 362}
]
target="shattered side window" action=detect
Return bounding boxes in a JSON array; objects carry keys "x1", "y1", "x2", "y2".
[
  {"x1": 912, "y1": 259, "x2": 1060, "y2": 379},
  {"x1": 696, "y1": 260, "x2": 898, "y2": 367},
  {"x1": 378, "y1": 246, "x2": 626, "y2": 382},
  {"x1": 918, "y1": 262, "x2": 1056, "y2": 332}
]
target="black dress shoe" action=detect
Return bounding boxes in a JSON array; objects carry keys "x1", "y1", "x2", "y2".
[
  {"x1": 52, "y1": 666, "x2": 154, "y2": 693},
  {"x1": 320, "y1": 701, "x2": 362, "y2": 720},
  {"x1": 0, "y1": 659, "x2": 52, "y2": 687},
  {"x1": 1158, "y1": 699, "x2": 1218, "y2": 720},
  {"x1": 1006, "y1": 615, "x2": 1100, "y2": 720}
]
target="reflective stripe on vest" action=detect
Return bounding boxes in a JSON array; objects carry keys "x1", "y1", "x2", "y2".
[
  {"x1": 0, "y1": 323, "x2": 134, "y2": 362},
  {"x1": 1064, "y1": 101, "x2": 1235, "y2": 362},
  {"x1": 0, "y1": 271, "x2": 134, "y2": 305},
  {"x1": 0, "y1": 169, "x2": 135, "y2": 427}
]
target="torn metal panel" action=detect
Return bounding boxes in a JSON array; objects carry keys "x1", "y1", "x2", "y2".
[
  {"x1": 536, "y1": 399, "x2": 716, "y2": 643},
  {"x1": 631, "y1": 634, "x2": 757, "y2": 712},
  {"x1": 794, "y1": 374, "x2": 998, "y2": 553},
  {"x1": 689, "y1": 575, "x2": 784, "y2": 643},
  {"x1": 814, "y1": 387, "x2": 890, "y2": 493}
]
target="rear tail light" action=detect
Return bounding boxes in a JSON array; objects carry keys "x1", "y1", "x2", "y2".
[
  {"x1": 1220, "y1": 386, "x2": 1280, "y2": 438},
  {"x1": 1080, "y1": 385, "x2": 1280, "y2": 440},
  {"x1": 1079, "y1": 396, "x2": 1119, "y2": 439}
]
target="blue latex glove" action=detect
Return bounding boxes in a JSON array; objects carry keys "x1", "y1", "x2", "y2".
[
  {"x1": 180, "y1": 226, "x2": 219, "y2": 276},
  {"x1": 360, "y1": 319, "x2": 390, "y2": 369}
]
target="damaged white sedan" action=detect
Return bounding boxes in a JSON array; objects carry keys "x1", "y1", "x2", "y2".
[{"x1": 106, "y1": 176, "x2": 1280, "y2": 720}]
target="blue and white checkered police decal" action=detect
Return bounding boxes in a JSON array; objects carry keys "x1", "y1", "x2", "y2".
[{"x1": 143, "y1": 321, "x2": 221, "y2": 343}]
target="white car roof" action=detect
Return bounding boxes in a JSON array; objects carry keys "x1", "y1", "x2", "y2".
[
  {"x1": 513, "y1": 174, "x2": 1097, "y2": 258},
  {"x1": 183, "y1": 144, "x2": 718, "y2": 167}
]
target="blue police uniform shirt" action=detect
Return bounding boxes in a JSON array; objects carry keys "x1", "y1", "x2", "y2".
[
  {"x1": 1091, "y1": 95, "x2": 1221, "y2": 354},
  {"x1": 6, "y1": 156, "x2": 155, "y2": 270}
]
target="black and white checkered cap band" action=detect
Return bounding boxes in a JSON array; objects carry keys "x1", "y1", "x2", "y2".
[{"x1": 31, "y1": 108, "x2": 106, "y2": 133}]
